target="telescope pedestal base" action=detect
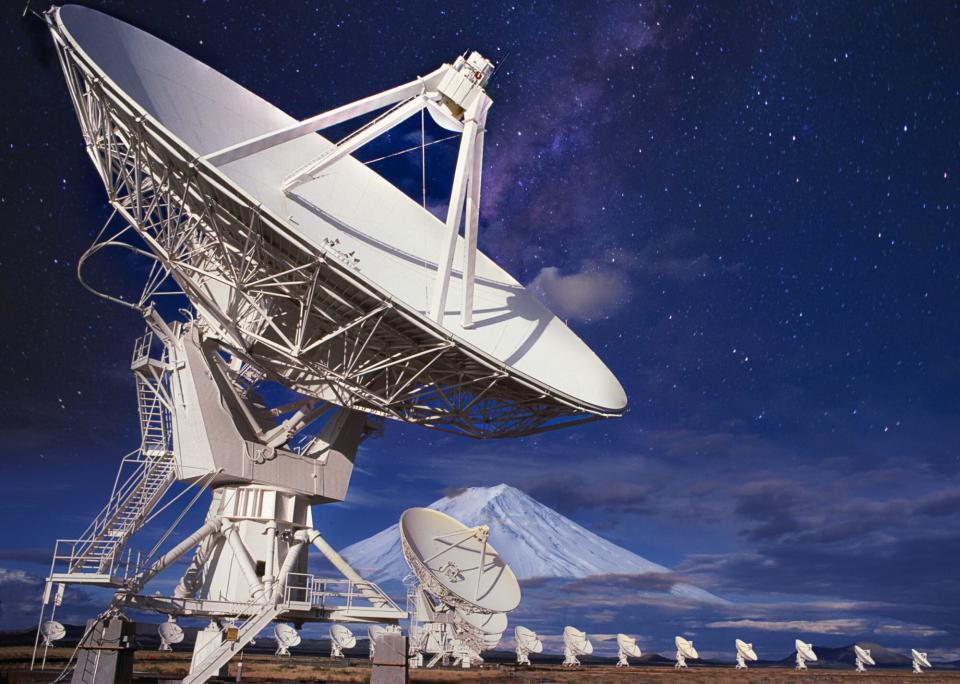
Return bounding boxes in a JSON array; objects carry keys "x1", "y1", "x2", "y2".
[
  {"x1": 370, "y1": 632, "x2": 409, "y2": 684},
  {"x1": 71, "y1": 617, "x2": 135, "y2": 684}
]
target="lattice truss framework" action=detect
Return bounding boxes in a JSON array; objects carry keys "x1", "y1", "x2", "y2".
[{"x1": 52, "y1": 27, "x2": 614, "y2": 439}]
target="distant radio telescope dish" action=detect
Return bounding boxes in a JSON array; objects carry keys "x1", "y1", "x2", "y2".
[
  {"x1": 330, "y1": 624, "x2": 356, "y2": 658},
  {"x1": 795, "y1": 639, "x2": 817, "y2": 670},
  {"x1": 274, "y1": 624, "x2": 301, "y2": 656},
  {"x1": 157, "y1": 621, "x2": 184, "y2": 651},
  {"x1": 40, "y1": 621, "x2": 66, "y2": 647},
  {"x1": 368, "y1": 625, "x2": 389, "y2": 661},
  {"x1": 912, "y1": 649, "x2": 931, "y2": 673},
  {"x1": 675, "y1": 636, "x2": 699, "y2": 669},
  {"x1": 734, "y1": 638, "x2": 757, "y2": 669},
  {"x1": 853, "y1": 644, "x2": 875, "y2": 672},
  {"x1": 616, "y1": 633, "x2": 642, "y2": 668},
  {"x1": 400, "y1": 508, "x2": 520, "y2": 613},
  {"x1": 515, "y1": 626, "x2": 542, "y2": 665},
  {"x1": 562, "y1": 626, "x2": 593, "y2": 667}
]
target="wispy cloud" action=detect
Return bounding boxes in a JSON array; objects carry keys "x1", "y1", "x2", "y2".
[
  {"x1": 528, "y1": 263, "x2": 631, "y2": 323},
  {"x1": 706, "y1": 618, "x2": 869, "y2": 635}
]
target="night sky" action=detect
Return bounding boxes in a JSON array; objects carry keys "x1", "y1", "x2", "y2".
[{"x1": 2, "y1": 0, "x2": 959, "y2": 662}]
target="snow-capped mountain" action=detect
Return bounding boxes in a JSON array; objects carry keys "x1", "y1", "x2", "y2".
[{"x1": 340, "y1": 483, "x2": 725, "y2": 604}]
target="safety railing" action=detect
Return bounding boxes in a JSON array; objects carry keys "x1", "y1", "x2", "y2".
[
  {"x1": 50, "y1": 538, "x2": 142, "y2": 580},
  {"x1": 284, "y1": 573, "x2": 402, "y2": 613}
]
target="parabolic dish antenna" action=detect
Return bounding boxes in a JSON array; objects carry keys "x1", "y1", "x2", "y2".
[
  {"x1": 367, "y1": 624, "x2": 388, "y2": 660},
  {"x1": 616, "y1": 633, "x2": 642, "y2": 668},
  {"x1": 562, "y1": 626, "x2": 593, "y2": 667},
  {"x1": 330, "y1": 624, "x2": 356, "y2": 658},
  {"x1": 48, "y1": 4, "x2": 626, "y2": 440},
  {"x1": 157, "y1": 621, "x2": 184, "y2": 651},
  {"x1": 795, "y1": 639, "x2": 817, "y2": 670},
  {"x1": 853, "y1": 644, "x2": 875, "y2": 672},
  {"x1": 514, "y1": 626, "x2": 542, "y2": 666},
  {"x1": 274, "y1": 624, "x2": 301, "y2": 656},
  {"x1": 400, "y1": 508, "x2": 520, "y2": 613},
  {"x1": 40, "y1": 621, "x2": 66, "y2": 646},
  {"x1": 456, "y1": 609, "x2": 508, "y2": 635},
  {"x1": 912, "y1": 649, "x2": 931, "y2": 673},
  {"x1": 734, "y1": 638, "x2": 757, "y2": 669},
  {"x1": 675, "y1": 636, "x2": 699, "y2": 669}
]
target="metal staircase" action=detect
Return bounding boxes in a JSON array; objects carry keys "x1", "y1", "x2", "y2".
[
  {"x1": 182, "y1": 602, "x2": 285, "y2": 684},
  {"x1": 48, "y1": 331, "x2": 176, "y2": 584}
]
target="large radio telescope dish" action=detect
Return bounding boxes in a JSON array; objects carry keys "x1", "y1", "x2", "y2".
[
  {"x1": 49, "y1": 5, "x2": 626, "y2": 439},
  {"x1": 912, "y1": 649, "x2": 931, "y2": 673},
  {"x1": 400, "y1": 508, "x2": 520, "y2": 613}
]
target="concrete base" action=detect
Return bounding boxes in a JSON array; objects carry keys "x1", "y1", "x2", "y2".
[
  {"x1": 371, "y1": 632, "x2": 408, "y2": 684},
  {"x1": 71, "y1": 617, "x2": 135, "y2": 684}
]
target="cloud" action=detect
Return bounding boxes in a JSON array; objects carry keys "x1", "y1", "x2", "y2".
[
  {"x1": 874, "y1": 623, "x2": 947, "y2": 638},
  {"x1": 706, "y1": 618, "x2": 869, "y2": 635},
  {"x1": 528, "y1": 263, "x2": 631, "y2": 322}
]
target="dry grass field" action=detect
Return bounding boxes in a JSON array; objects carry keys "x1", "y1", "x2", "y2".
[{"x1": 4, "y1": 647, "x2": 960, "y2": 683}]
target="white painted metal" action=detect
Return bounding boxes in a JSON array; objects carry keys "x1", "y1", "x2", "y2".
[
  {"x1": 795, "y1": 639, "x2": 817, "y2": 670},
  {"x1": 514, "y1": 626, "x2": 542, "y2": 665},
  {"x1": 274, "y1": 624, "x2": 301, "y2": 657},
  {"x1": 912, "y1": 649, "x2": 931, "y2": 673},
  {"x1": 367, "y1": 624, "x2": 389, "y2": 660},
  {"x1": 158, "y1": 620, "x2": 185, "y2": 651},
  {"x1": 48, "y1": 5, "x2": 627, "y2": 441},
  {"x1": 734, "y1": 638, "x2": 757, "y2": 669},
  {"x1": 40, "y1": 621, "x2": 66, "y2": 647},
  {"x1": 562, "y1": 626, "x2": 593, "y2": 667},
  {"x1": 330, "y1": 624, "x2": 356, "y2": 658},
  {"x1": 854, "y1": 644, "x2": 875, "y2": 673},
  {"x1": 402, "y1": 508, "x2": 521, "y2": 670},
  {"x1": 616, "y1": 633, "x2": 642, "y2": 667},
  {"x1": 400, "y1": 508, "x2": 520, "y2": 614},
  {"x1": 675, "y1": 636, "x2": 698, "y2": 669},
  {"x1": 35, "y1": 4, "x2": 628, "y2": 680}
]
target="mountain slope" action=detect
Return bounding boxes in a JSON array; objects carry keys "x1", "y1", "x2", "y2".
[{"x1": 340, "y1": 483, "x2": 725, "y2": 604}]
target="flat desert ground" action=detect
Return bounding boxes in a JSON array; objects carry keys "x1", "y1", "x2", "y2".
[{"x1": 4, "y1": 648, "x2": 959, "y2": 683}]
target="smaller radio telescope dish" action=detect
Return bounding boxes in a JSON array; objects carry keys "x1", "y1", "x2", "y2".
[
  {"x1": 514, "y1": 626, "x2": 542, "y2": 665},
  {"x1": 616, "y1": 633, "x2": 642, "y2": 668},
  {"x1": 734, "y1": 639, "x2": 757, "y2": 669},
  {"x1": 562, "y1": 626, "x2": 593, "y2": 667},
  {"x1": 330, "y1": 624, "x2": 356, "y2": 658},
  {"x1": 675, "y1": 636, "x2": 699, "y2": 669},
  {"x1": 912, "y1": 649, "x2": 931, "y2": 673},
  {"x1": 794, "y1": 639, "x2": 817, "y2": 670},
  {"x1": 274, "y1": 624, "x2": 301, "y2": 656},
  {"x1": 853, "y1": 644, "x2": 875, "y2": 673},
  {"x1": 158, "y1": 620, "x2": 184, "y2": 651},
  {"x1": 40, "y1": 621, "x2": 66, "y2": 647},
  {"x1": 400, "y1": 508, "x2": 520, "y2": 614},
  {"x1": 456, "y1": 608, "x2": 508, "y2": 635},
  {"x1": 368, "y1": 625, "x2": 389, "y2": 660}
]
